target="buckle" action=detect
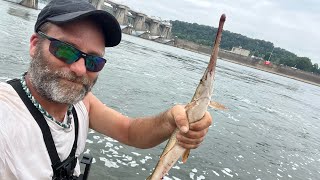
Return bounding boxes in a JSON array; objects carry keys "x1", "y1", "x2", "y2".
[{"x1": 52, "y1": 156, "x2": 77, "y2": 179}]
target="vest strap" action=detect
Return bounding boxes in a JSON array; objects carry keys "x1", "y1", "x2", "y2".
[{"x1": 7, "y1": 78, "x2": 79, "y2": 177}]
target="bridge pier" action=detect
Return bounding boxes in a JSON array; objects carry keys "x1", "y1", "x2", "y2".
[
  {"x1": 89, "y1": 0, "x2": 104, "y2": 10},
  {"x1": 20, "y1": 0, "x2": 38, "y2": 9},
  {"x1": 133, "y1": 13, "x2": 146, "y2": 31},
  {"x1": 149, "y1": 20, "x2": 160, "y2": 36},
  {"x1": 160, "y1": 25, "x2": 172, "y2": 39},
  {"x1": 115, "y1": 5, "x2": 129, "y2": 25}
]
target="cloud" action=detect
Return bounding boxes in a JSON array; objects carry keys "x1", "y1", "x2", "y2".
[{"x1": 182, "y1": 0, "x2": 214, "y2": 8}]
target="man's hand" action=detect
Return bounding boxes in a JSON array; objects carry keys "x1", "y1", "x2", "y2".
[{"x1": 168, "y1": 105, "x2": 213, "y2": 149}]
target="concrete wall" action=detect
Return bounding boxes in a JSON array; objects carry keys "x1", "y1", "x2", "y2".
[
  {"x1": 133, "y1": 13, "x2": 146, "y2": 31},
  {"x1": 174, "y1": 38, "x2": 320, "y2": 86},
  {"x1": 90, "y1": 0, "x2": 104, "y2": 10},
  {"x1": 115, "y1": 5, "x2": 129, "y2": 25},
  {"x1": 20, "y1": 0, "x2": 38, "y2": 9},
  {"x1": 149, "y1": 20, "x2": 160, "y2": 36},
  {"x1": 122, "y1": 26, "x2": 133, "y2": 34}
]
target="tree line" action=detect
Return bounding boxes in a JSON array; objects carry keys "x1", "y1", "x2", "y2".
[{"x1": 171, "y1": 20, "x2": 320, "y2": 74}]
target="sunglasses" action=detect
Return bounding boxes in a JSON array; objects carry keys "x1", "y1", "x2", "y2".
[{"x1": 37, "y1": 31, "x2": 106, "y2": 72}]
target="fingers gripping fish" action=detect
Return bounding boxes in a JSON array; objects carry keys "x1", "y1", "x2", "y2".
[{"x1": 147, "y1": 14, "x2": 226, "y2": 179}]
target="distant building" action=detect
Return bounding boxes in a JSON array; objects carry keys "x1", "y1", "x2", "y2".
[{"x1": 231, "y1": 46, "x2": 250, "y2": 57}]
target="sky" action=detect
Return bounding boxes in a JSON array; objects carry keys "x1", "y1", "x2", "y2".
[{"x1": 110, "y1": 0, "x2": 320, "y2": 65}]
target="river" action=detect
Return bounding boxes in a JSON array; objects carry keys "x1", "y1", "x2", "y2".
[{"x1": 1, "y1": 1, "x2": 320, "y2": 180}]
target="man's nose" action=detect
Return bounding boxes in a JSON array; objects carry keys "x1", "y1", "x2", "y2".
[{"x1": 69, "y1": 57, "x2": 86, "y2": 76}]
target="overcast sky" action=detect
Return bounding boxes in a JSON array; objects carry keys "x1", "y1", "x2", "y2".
[{"x1": 111, "y1": 0, "x2": 320, "y2": 65}]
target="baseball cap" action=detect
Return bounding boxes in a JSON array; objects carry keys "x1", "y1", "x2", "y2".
[{"x1": 35, "y1": 0, "x2": 121, "y2": 47}]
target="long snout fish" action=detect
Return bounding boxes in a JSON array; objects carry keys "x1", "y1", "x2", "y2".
[{"x1": 147, "y1": 14, "x2": 226, "y2": 179}]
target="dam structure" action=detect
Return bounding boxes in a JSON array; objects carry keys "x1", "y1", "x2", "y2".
[
  {"x1": 18, "y1": 0, "x2": 173, "y2": 44},
  {"x1": 18, "y1": 0, "x2": 106, "y2": 10},
  {"x1": 101, "y1": 0, "x2": 174, "y2": 45}
]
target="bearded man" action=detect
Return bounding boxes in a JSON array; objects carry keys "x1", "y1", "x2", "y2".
[{"x1": 0, "y1": 0, "x2": 212, "y2": 179}]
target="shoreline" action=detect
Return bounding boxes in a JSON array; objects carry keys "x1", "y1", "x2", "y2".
[
  {"x1": 220, "y1": 58, "x2": 320, "y2": 87},
  {"x1": 173, "y1": 46, "x2": 320, "y2": 87}
]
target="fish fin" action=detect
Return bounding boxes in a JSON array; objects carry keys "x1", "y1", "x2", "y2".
[
  {"x1": 209, "y1": 101, "x2": 227, "y2": 110},
  {"x1": 182, "y1": 149, "x2": 190, "y2": 163}
]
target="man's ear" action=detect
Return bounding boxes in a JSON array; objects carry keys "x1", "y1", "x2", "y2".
[{"x1": 30, "y1": 33, "x2": 39, "y2": 58}]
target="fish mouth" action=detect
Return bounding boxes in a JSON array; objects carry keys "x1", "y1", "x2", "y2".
[{"x1": 206, "y1": 14, "x2": 226, "y2": 77}]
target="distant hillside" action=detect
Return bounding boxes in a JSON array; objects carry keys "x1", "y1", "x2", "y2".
[{"x1": 171, "y1": 20, "x2": 319, "y2": 74}]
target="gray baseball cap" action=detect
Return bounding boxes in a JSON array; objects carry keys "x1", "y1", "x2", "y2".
[{"x1": 35, "y1": 0, "x2": 121, "y2": 47}]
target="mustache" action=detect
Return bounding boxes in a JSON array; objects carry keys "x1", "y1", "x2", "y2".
[{"x1": 53, "y1": 70, "x2": 91, "y2": 85}]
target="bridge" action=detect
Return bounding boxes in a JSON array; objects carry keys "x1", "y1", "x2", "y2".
[
  {"x1": 103, "y1": 0, "x2": 173, "y2": 43},
  {"x1": 18, "y1": 0, "x2": 104, "y2": 10},
  {"x1": 19, "y1": 0, "x2": 173, "y2": 44}
]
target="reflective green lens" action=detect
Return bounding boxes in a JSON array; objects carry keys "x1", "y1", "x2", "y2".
[
  {"x1": 50, "y1": 41, "x2": 80, "y2": 64},
  {"x1": 47, "y1": 36, "x2": 106, "y2": 72}
]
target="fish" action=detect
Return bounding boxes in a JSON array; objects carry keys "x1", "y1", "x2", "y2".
[{"x1": 147, "y1": 14, "x2": 226, "y2": 180}]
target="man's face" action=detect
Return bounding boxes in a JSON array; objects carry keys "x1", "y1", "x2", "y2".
[{"x1": 28, "y1": 19, "x2": 105, "y2": 104}]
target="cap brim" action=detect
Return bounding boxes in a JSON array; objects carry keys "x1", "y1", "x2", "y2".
[{"x1": 47, "y1": 10, "x2": 121, "y2": 47}]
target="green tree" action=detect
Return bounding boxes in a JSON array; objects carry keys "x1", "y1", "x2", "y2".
[
  {"x1": 170, "y1": 20, "x2": 318, "y2": 73},
  {"x1": 295, "y1": 57, "x2": 312, "y2": 71},
  {"x1": 312, "y1": 63, "x2": 319, "y2": 74}
]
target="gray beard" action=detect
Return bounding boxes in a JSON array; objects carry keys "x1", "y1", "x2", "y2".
[{"x1": 28, "y1": 45, "x2": 97, "y2": 104}]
